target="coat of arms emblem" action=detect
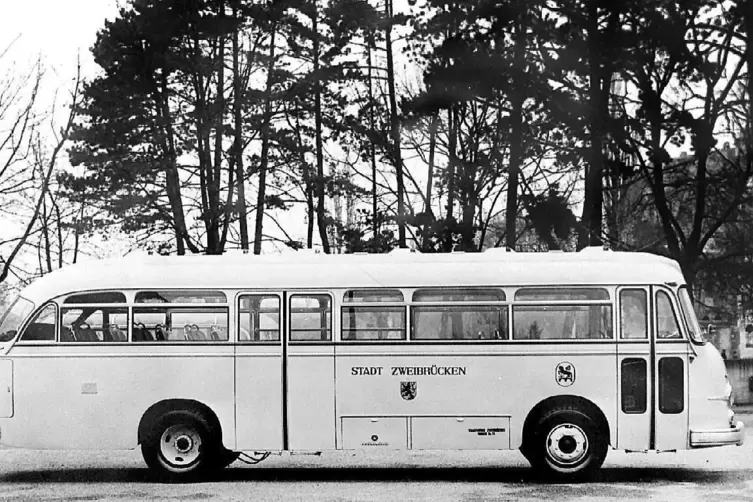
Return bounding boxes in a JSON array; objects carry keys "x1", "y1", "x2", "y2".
[
  {"x1": 555, "y1": 362, "x2": 575, "y2": 387},
  {"x1": 400, "y1": 381, "x2": 417, "y2": 400}
]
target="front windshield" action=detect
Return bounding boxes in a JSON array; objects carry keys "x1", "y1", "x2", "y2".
[
  {"x1": 0, "y1": 297, "x2": 35, "y2": 342},
  {"x1": 678, "y1": 287, "x2": 704, "y2": 344}
]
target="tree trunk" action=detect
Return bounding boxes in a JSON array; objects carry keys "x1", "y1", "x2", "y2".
[
  {"x1": 367, "y1": 29, "x2": 380, "y2": 241},
  {"x1": 232, "y1": 6, "x2": 249, "y2": 251},
  {"x1": 444, "y1": 107, "x2": 457, "y2": 252},
  {"x1": 425, "y1": 112, "x2": 438, "y2": 217},
  {"x1": 579, "y1": 1, "x2": 618, "y2": 249},
  {"x1": 505, "y1": 11, "x2": 526, "y2": 250},
  {"x1": 253, "y1": 17, "x2": 278, "y2": 255},
  {"x1": 385, "y1": 0, "x2": 406, "y2": 248},
  {"x1": 312, "y1": 1, "x2": 331, "y2": 253},
  {"x1": 207, "y1": 10, "x2": 226, "y2": 255},
  {"x1": 158, "y1": 74, "x2": 196, "y2": 255}
]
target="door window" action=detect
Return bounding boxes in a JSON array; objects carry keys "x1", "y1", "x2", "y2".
[
  {"x1": 656, "y1": 291, "x2": 682, "y2": 339},
  {"x1": 620, "y1": 289, "x2": 648, "y2": 340}
]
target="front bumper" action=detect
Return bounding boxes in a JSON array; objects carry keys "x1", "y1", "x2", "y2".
[{"x1": 690, "y1": 421, "x2": 745, "y2": 448}]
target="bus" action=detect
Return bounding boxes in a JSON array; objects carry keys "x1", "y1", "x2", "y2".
[{"x1": 0, "y1": 247, "x2": 743, "y2": 481}]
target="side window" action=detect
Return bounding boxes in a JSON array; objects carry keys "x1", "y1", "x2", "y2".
[
  {"x1": 512, "y1": 305, "x2": 612, "y2": 340},
  {"x1": 64, "y1": 292, "x2": 126, "y2": 304},
  {"x1": 290, "y1": 295, "x2": 331, "y2": 341},
  {"x1": 620, "y1": 289, "x2": 648, "y2": 340},
  {"x1": 342, "y1": 289, "x2": 405, "y2": 341},
  {"x1": 411, "y1": 287, "x2": 507, "y2": 341},
  {"x1": 61, "y1": 307, "x2": 128, "y2": 342},
  {"x1": 133, "y1": 307, "x2": 229, "y2": 342},
  {"x1": 238, "y1": 295, "x2": 280, "y2": 342},
  {"x1": 20, "y1": 304, "x2": 57, "y2": 342},
  {"x1": 342, "y1": 307, "x2": 406, "y2": 340},
  {"x1": 656, "y1": 291, "x2": 682, "y2": 339},
  {"x1": 413, "y1": 306, "x2": 506, "y2": 340}
]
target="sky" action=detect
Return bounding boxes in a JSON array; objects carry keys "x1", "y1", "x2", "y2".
[{"x1": 0, "y1": 0, "x2": 120, "y2": 82}]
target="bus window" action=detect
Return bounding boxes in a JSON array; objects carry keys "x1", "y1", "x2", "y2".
[
  {"x1": 135, "y1": 290, "x2": 227, "y2": 304},
  {"x1": 342, "y1": 306, "x2": 405, "y2": 340},
  {"x1": 133, "y1": 307, "x2": 228, "y2": 341},
  {"x1": 515, "y1": 288, "x2": 609, "y2": 301},
  {"x1": 290, "y1": 295, "x2": 331, "y2": 341},
  {"x1": 19, "y1": 304, "x2": 57, "y2": 342},
  {"x1": 620, "y1": 289, "x2": 647, "y2": 340},
  {"x1": 0, "y1": 297, "x2": 34, "y2": 342},
  {"x1": 343, "y1": 289, "x2": 403, "y2": 303},
  {"x1": 61, "y1": 307, "x2": 128, "y2": 342},
  {"x1": 678, "y1": 287, "x2": 704, "y2": 343},
  {"x1": 413, "y1": 288, "x2": 505, "y2": 302},
  {"x1": 238, "y1": 295, "x2": 280, "y2": 341},
  {"x1": 513, "y1": 305, "x2": 612, "y2": 340},
  {"x1": 16, "y1": 303, "x2": 57, "y2": 342},
  {"x1": 63, "y1": 292, "x2": 126, "y2": 304},
  {"x1": 412, "y1": 306, "x2": 507, "y2": 340},
  {"x1": 656, "y1": 291, "x2": 681, "y2": 339}
]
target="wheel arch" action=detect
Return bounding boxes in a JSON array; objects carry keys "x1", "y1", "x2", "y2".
[
  {"x1": 521, "y1": 394, "x2": 611, "y2": 451},
  {"x1": 137, "y1": 399, "x2": 224, "y2": 447}
]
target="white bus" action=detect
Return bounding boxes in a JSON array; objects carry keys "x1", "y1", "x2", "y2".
[{"x1": 0, "y1": 248, "x2": 743, "y2": 481}]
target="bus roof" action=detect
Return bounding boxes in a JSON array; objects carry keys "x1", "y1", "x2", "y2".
[{"x1": 18, "y1": 248, "x2": 685, "y2": 304}]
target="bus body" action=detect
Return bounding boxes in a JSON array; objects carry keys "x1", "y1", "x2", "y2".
[{"x1": 0, "y1": 248, "x2": 743, "y2": 481}]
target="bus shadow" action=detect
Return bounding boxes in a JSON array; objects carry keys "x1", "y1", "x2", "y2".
[{"x1": 0, "y1": 466, "x2": 745, "y2": 484}]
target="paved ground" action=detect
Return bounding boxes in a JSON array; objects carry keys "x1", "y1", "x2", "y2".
[{"x1": 0, "y1": 412, "x2": 751, "y2": 501}]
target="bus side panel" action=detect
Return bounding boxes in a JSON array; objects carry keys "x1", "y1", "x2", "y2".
[
  {"x1": 1, "y1": 345, "x2": 235, "y2": 450},
  {"x1": 234, "y1": 345, "x2": 283, "y2": 450},
  {"x1": 335, "y1": 344, "x2": 618, "y2": 451},
  {"x1": 0, "y1": 359, "x2": 12, "y2": 418}
]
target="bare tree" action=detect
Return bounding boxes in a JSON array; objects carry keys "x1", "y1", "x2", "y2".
[{"x1": 0, "y1": 57, "x2": 81, "y2": 284}]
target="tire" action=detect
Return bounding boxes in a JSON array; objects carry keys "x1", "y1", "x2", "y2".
[
  {"x1": 527, "y1": 405, "x2": 607, "y2": 481},
  {"x1": 141, "y1": 409, "x2": 221, "y2": 482}
]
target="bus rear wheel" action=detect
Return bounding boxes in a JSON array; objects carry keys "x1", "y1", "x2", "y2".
[
  {"x1": 142, "y1": 409, "x2": 219, "y2": 482},
  {"x1": 528, "y1": 405, "x2": 607, "y2": 481}
]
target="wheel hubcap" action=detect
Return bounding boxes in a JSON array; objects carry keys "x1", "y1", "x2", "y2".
[
  {"x1": 160, "y1": 424, "x2": 202, "y2": 467},
  {"x1": 546, "y1": 423, "x2": 588, "y2": 466}
]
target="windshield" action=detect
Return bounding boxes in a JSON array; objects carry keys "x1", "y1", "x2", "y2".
[
  {"x1": 0, "y1": 297, "x2": 35, "y2": 342},
  {"x1": 678, "y1": 287, "x2": 704, "y2": 344}
]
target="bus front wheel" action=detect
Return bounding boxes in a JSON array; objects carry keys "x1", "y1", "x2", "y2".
[
  {"x1": 142, "y1": 409, "x2": 219, "y2": 482},
  {"x1": 529, "y1": 405, "x2": 607, "y2": 481}
]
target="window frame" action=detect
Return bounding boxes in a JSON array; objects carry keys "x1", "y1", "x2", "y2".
[
  {"x1": 511, "y1": 303, "x2": 614, "y2": 341},
  {"x1": 618, "y1": 288, "x2": 649, "y2": 341},
  {"x1": 237, "y1": 292, "x2": 282, "y2": 343},
  {"x1": 511, "y1": 286, "x2": 614, "y2": 342},
  {"x1": 341, "y1": 305, "x2": 407, "y2": 342},
  {"x1": 16, "y1": 302, "x2": 58, "y2": 343},
  {"x1": 408, "y1": 287, "x2": 508, "y2": 343},
  {"x1": 131, "y1": 305, "x2": 230, "y2": 343},
  {"x1": 60, "y1": 304, "x2": 130, "y2": 343},
  {"x1": 289, "y1": 293, "x2": 333, "y2": 343},
  {"x1": 655, "y1": 288, "x2": 685, "y2": 341}
]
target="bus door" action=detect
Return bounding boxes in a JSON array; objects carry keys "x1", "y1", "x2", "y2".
[
  {"x1": 234, "y1": 292, "x2": 284, "y2": 451},
  {"x1": 616, "y1": 286, "x2": 689, "y2": 451},
  {"x1": 652, "y1": 286, "x2": 689, "y2": 450},
  {"x1": 285, "y1": 292, "x2": 336, "y2": 451}
]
